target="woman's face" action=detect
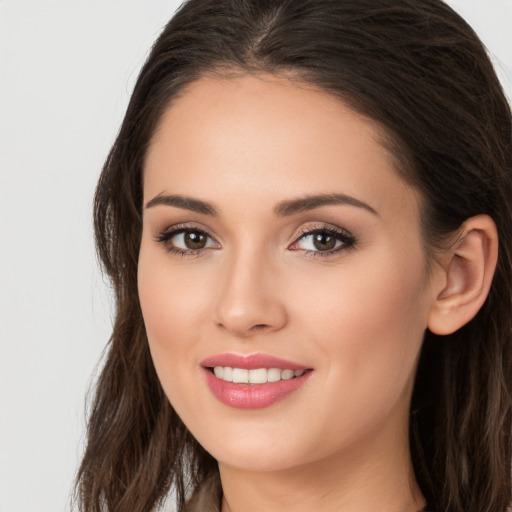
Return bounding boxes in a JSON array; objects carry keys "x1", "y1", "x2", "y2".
[{"x1": 138, "y1": 74, "x2": 440, "y2": 472}]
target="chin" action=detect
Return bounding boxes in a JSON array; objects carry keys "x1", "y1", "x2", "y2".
[
  {"x1": 215, "y1": 448, "x2": 303, "y2": 473},
  {"x1": 196, "y1": 424, "x2": 321, "y2": 473}
]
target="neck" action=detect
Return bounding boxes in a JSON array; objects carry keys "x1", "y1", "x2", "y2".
[{"x1": 218, "y1": 410, "x2": 425, "y2": 512}]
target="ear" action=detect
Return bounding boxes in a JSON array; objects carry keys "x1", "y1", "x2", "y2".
[{"x1": 427, "y1": 215, "x2": 498, "y2": 335}]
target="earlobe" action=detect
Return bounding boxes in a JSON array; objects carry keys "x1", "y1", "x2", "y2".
[{"x1": 427, "y1": 215, "x2": 498, "y2": 336}]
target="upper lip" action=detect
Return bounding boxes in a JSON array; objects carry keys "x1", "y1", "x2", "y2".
[{"x1": 200, "y1": 353, "x2": 311, "y2": 370}]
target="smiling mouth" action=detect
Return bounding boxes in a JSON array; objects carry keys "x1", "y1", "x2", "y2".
[
  {"x1": 202, "y1": 357, "x2": 313, "y2": 408},
  {"x1": 209, "y1": 366, "x2": 307, "y2": 384}
]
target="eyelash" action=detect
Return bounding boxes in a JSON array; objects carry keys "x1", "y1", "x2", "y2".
[
  {"x1": 155, "y1": 223, "x2": 356, "y2": 259},
  {"x1": 155, "y1": 224, "x2": 215, "y2": 259},
  {"x1": 289, "y1": 225, "x2": 356, "y2": 258}
]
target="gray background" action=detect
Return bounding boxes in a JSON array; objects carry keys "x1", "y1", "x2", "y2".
[{"x1": 1, "y1": 1, "x2": 511, "y2": 510}]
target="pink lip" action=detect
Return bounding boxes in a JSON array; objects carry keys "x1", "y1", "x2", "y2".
[
  {"x1": 200, "y1": 353, "x2": 313, "y2": 409},
  {"x1": 200, "y1": 353, "x2": 309, "y2": 370}
]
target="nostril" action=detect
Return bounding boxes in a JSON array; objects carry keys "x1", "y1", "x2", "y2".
[{"x1": 249, "y1": 324, "x2": 271, "y2": 333}]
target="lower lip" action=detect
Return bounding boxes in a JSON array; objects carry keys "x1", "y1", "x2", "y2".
[{"x1": 203, "y1": 369, "x2": 312, "y2": 409}]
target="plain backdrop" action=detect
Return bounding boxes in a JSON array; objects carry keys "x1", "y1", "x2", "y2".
[{"x1": 0, "y1": 1, "x2": 511, "y2": 511}]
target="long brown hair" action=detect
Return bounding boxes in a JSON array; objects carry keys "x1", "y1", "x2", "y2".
[{"x1": 74, "y1": 1, "x2": 512, "y2": 511}]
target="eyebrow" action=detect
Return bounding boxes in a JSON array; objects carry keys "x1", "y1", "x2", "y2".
[
  {"x1": 274, "y1": 193, "x2": 378, "y2": 217},
  {"x1": 145, "y1": 192, "x2": 378, "y2": 217},
  {"x1": 145, "y1": 194, "x2": 218, "y2": 215}
]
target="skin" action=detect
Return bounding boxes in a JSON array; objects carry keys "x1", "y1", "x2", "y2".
[{"x1": 137, "y1": 73, "x2": 446, "y2": 511}]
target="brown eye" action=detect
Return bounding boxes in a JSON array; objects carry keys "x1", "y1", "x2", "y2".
[
  {"x1": 290, "y1": 226, "x2": 356, "y2": 256},
  {"x1": 156, "y1": 226, "x2": 219, "y2": 255},
  {"x1": 312, "y1": 233, "x2": 336, "y2": 251},
  {"x1": 184, "y1": 230, "x2": 207, "y2": 249}
]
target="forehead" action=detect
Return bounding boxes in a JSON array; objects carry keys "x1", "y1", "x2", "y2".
[
  {"x1": 143, "y1": 73, "x2": 418, "y2": 221},
  {"x1": 147, "y1": 73, "x2": 388, "y2": 170}
]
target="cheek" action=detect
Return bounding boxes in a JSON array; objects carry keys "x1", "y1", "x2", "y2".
[
  {"x1": 137, "y1": 241, "x2": 222, "y2": 424},
  {"x1": 137, "y1": 250, "x2": 207, "y2": 433},
  {"x1": 138, "y1": 243, "x2": 211, "y2": 343},
  {"x1": 298, "y1": 249, "x2": 429, "y2": 413}
]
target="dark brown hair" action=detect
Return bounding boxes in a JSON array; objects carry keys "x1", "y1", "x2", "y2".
[{"x1": 75, "y1": 1, "x2": 512, "y2": 511}]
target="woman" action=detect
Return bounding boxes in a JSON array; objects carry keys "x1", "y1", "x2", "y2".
[{"x1": 74, "y1": 0, "x2": 512, "y2": 511}]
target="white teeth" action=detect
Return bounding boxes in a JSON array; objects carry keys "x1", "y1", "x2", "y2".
[
  {"x1": 232, "y1": 368, "x2": 249, "y2": 383},
  {"x1": 223, "y1": 366, "x2": 233, "y2": 382},
  {"x1": 212, "y1": 366, "x2": 306, "y2": 384},
  {"x1": 248, "y1": 368, "x2": 267, "y2": 384},
  {"x1": 267, "y1": 368, "x2": 281, "y2": 382},
  {"x1": 281, "y1": 369, "x2": 294, "y2": 380}
]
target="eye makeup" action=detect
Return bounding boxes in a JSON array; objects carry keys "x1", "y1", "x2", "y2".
[
  {"x1": 154, "y1": 221, "x2": 357, "y2": 259},
  {"x1": 288, "y1": 224, "x2": 356, "y2": 258},
  {"x1": 155, "y1": 223, "x2": 219, "y2": 258}
]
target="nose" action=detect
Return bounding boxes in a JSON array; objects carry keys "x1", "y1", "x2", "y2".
[{"x1": 214, "y1": 249, "x2": 288, "y2": 338}]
